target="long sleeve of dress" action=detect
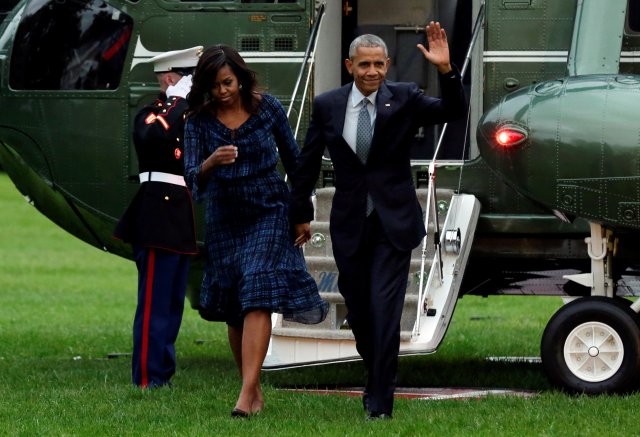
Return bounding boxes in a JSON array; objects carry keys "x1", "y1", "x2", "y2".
[
  {"x1": 289, "y1": 94, "x2": 326, "y2": 224},
  {"x1": 267, "y1": 95, "x2": 300, "y2": 178},
  {"x1": 183, "y1": 118, "x2": 206, "y2": 202}
]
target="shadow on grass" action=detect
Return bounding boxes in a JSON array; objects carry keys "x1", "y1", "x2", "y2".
[{"x1": 264, "y1": 354, "x2": 552, "y2": 392}]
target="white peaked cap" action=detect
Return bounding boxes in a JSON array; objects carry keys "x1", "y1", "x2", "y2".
[{"x1": 148, "y1": 46, "x2": 203, "y2": 72}]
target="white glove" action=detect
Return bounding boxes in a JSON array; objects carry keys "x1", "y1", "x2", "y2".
[{"x1": 166, "y1": 74, "x2": 192, "y2": 99}]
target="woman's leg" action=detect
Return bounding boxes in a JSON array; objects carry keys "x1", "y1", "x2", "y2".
[
  {"x1": 234, "y1": 309, "x2": 270, "y2": 414},
  {"x1": 227, "y1": 325, "x2": 243, "y2": 375}
]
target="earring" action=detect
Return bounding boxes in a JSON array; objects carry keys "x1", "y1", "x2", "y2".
[{"x1": 239, "y1": 84, "x2": 243, "y2": 90}]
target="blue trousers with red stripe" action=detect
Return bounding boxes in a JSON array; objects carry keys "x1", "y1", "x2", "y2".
[{"x1": 132, "y1": 246, "x2": 190, "y2": 388}]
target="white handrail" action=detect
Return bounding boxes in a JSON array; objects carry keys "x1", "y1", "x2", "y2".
[{"x1": 413, "y1": 2, "x2": 486, "y2": 336}]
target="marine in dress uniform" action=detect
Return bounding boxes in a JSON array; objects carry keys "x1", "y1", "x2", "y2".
[{"x1": 114, "y1": 46, "x2": 202, "y2": 388}]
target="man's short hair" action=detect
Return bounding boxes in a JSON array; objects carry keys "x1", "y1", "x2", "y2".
[
  {"x1": 349, "y1": 34, "x2": 388, "y2": 59},
  {"x1": 166, "y1": 67, "x2": 195, "y2": 77}
]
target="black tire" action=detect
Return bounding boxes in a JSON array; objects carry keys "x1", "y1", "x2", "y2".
[{"x1": 540, "y1": 296, "x2": 640, "y2": 394}]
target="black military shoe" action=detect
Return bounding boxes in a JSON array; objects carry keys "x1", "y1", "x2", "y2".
[{"x1": 366, "y1": 412, "x2": 392, "y2": 421}]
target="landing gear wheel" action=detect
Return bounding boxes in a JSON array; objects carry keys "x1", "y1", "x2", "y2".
[{"x1": 541, "y1": 297, "x2": 640, "y2": 394}]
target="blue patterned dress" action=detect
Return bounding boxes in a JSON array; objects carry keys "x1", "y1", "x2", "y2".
[{"x1": 184, "y1": 94, "x2": 328, "y2": 326}]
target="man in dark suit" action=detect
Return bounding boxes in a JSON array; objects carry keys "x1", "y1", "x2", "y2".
[
  {"x1": 114, "y1": 46, "x2": 202, "y2": 388},
  {"x1": 290, "y1": 23, "x2": 466, "y2": 418}
]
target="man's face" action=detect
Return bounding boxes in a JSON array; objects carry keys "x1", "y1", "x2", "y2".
[
  {"x1": 157, "y1": 71, "x2": 183, "y2": 93},
  {"x1": 345, "y1": 46, "x2": 390, "y2": 96}
]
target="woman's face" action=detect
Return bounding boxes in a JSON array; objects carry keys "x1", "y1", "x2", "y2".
[{"x1": 210, "y1": 65, "x2": 241, "y2": 106}]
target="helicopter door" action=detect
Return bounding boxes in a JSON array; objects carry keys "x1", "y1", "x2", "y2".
[{"x1": 622, "y1": 0, "x2": 640, "y2": 75}]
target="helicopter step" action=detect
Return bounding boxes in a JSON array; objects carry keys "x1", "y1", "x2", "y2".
[
  {"x1": 278, "y1": 291, "x2": 421, "y2": 334},
  {"x1": 263, "y1": 190, "x2": 479, "y2": 369},
  {"x1": 302, "y1": 187, "x2": 456, "y2": 274}
]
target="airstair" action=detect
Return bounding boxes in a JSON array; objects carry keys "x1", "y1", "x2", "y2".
[{"x1": 263, "y1": 180, "x2": 480, "y2": 369}]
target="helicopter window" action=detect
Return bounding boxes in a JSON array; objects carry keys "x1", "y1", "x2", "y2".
[
  {"x1": 0, "y1": 0, "x2": 20, "y2": 18},
  {"x1": 629, "y1": 0, "x2": 640, "y2": 32},
  {"x1": 9, "y1": 0, "x2": 133, "y2": 91}
]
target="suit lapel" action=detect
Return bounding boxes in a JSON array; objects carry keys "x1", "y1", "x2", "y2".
[
  {"x1": 330, "y1": 83, "x2": 360, "y2": 162},
  {"x1": 373, "y1": 82, "x2": 394, "y2": 134},
  {"x1": 333, "y1": 83, "x2": 351, "y2": 138}
]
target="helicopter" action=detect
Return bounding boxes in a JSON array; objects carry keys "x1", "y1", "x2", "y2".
[{"x1": 1, "y1": 0, "x2": 640, "y2": 395}]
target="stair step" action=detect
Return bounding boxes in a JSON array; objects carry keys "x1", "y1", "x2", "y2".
[
  {"x1": 271, "y1": 326, "x2": 414, "y2": 342},
  {"x1": 304, "y1": 255, "x2": 431, "y2": 271},
  {"x1": 277, "y1": 293, "x2": 421, "y2": 332},
  {"x1": 304, "y1": 221, "x2": 443, "y2": 261},
  {"x1": 312, "y1": 187, "x2": 457, "y2": 222},
  {"x1": 318, "y1": 292, "x2": 418, "y2": 303},
  {"x1": 305, "y1": 256, "x2": 431, "y2": 294}
]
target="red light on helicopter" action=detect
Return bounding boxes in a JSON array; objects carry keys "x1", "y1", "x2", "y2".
[{"x1": 495, "y1": 126, "x2": 528, "y2": 147}]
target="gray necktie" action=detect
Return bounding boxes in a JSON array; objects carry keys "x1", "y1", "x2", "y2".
[
  {"x1": 356, "y1": 99, "x2": 374, "y2": 215},
  {"x1": 356, "y1": 99, "x2": 372, "y2": 164}
]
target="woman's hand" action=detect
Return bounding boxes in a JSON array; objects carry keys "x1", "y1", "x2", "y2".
[
  {"x1": 210, "y1": 145, "x2": 238, "y2": 166},
  {"x1": 198, "y1": 145, "x2": 237, "y2": 182},
  {"x1": 294, "y1": 222, "x2": 311, "y2": 247},
  {"x1": 200, "y1": 145, "x2": 238, "y2": 177}
]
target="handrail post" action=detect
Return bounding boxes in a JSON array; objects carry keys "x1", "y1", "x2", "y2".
[
  {"x1": 287, "y1": 2, "x2": 326, "y2": 119},
  {"x1": 413, "y1": 1, "x2": 486, "y2": 337}
]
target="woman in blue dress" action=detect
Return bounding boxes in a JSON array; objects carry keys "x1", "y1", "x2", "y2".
[{"x1": 183, "y1": 45, "x2": 328, "y2": 417}]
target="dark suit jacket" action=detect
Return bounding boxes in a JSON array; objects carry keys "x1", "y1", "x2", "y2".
[{"x1": 290, "y1": 70, "x2": 465, "y2": 257}]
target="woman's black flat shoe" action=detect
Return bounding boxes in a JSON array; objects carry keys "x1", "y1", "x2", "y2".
[{"x1": 231, "y1": 408, "x2": 250, "y2": 418}]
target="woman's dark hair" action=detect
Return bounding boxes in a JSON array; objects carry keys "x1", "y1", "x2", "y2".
[{"x1": 187, "y1": 44, "x2": 259, "y2": 117}]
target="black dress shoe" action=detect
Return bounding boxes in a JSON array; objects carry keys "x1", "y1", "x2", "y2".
[
  {"x1": 231, "y1": 408, "x2": 250, "y2": 418},
  {"x1": 366, "y1": 412, "x2": 392, "y2": 421},
  {"x1": 144, "y1": 380, "x2": 173, "y2": 390}
]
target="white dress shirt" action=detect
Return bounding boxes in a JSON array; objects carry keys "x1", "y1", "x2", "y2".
[{"x1": 343, "y1": 84, "x2": 378, "y2": 154}]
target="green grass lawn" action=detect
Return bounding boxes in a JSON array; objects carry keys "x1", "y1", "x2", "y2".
[{"x1": 1, "y1": 172, "x2": 640, "y2": 436}]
